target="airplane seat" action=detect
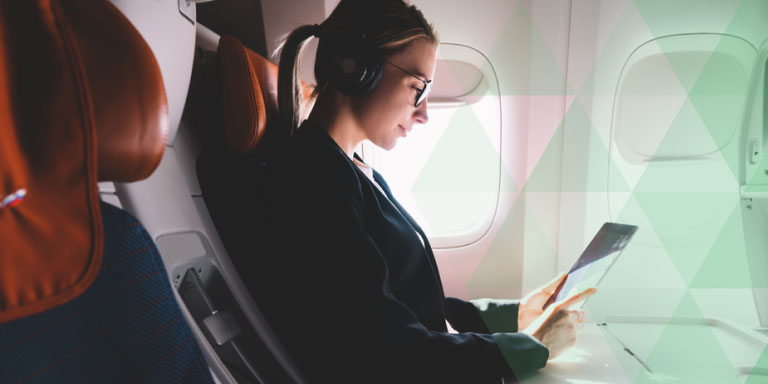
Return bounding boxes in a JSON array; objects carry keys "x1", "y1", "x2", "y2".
[
  {"x1": 195, "y1": 33, "x2": 284, "y2": 265},
  {"x1": 186, "y1": 30, "x2": 311, "y2": 383},
  {"x1": 0, "y1": 0, "x2": 213, "y2": 382}
]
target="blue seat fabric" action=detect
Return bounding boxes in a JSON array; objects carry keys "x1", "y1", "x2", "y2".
[{"x1": 0, "y1": 201, "x2": 214, "y2": 384}]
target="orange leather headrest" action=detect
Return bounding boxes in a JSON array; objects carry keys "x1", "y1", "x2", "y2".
[
  {"x1": 0, "y1": 0, "x2": 167, "y2": 323},
  {"x1": 218, "y1": 35, "x2": 278, "y2": 155},
  {"x1": 217, "y1": 35, "x2": 313, "y2": 154},
  {"x1": 69, "y1": 0, "x2": 168, "y2": 182}
]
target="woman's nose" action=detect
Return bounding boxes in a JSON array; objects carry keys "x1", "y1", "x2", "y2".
[{"x1": 414, "y1": 99, "x2": 429, "y2": 124}]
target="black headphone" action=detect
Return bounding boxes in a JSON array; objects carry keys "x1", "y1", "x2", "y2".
[{"x1": 315, "y1": 27, "x2": 384, "y2": 97}]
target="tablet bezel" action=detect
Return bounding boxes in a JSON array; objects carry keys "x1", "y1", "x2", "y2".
[{"x1": 543, "y1": 222, "x2": 638, "y2": 310}]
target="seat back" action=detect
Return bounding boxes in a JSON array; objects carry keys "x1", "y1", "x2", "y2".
[
  {"x1": 191, "y1": 32, "x2": 311, "y2": 383},
  {"x1": 0, "y1": 0, "x2": 213, "y2": 382},
  {"x1": 196, "y1": 34, "x2": 284, "y2": 266}
]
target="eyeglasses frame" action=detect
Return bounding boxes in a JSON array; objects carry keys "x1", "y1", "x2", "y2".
[{"x1": 385, "y1": 60, "x2": 432, "y2": 108}]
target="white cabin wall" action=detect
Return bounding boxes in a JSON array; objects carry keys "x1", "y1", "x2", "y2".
[
  {"x1": 558, "y1": 0, "x2": 644, "y2": 279},
  {"x1": 519, "y1": 0, "x2": 571, "y2": 297},
  {"x1": 560, "y1": 0, "x2": 768, "y2": 327}
]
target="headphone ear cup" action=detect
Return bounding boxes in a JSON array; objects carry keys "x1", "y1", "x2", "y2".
[
  {"x1": 320, "y1": 40, "x2": 383, "y2": 97},
  {"x1": 356, "y1": 54, "x2": 383, "y2": 95}
]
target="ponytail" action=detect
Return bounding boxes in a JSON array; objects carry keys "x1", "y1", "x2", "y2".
[{"x1": 276, "y1": 24, "x2": 316, "y2": 139}]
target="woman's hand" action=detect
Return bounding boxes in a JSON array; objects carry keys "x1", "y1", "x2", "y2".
[
  {"x1": 521, "y1": 287, "x2": 596, "y2": 360},
  {"x1": 518, "y1": 272, "x2": 568, "y2": 331}
]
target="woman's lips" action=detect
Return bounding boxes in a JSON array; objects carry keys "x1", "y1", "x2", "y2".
[{"x1": 399, "y1": 125, "x2": 407, "y2": 137}]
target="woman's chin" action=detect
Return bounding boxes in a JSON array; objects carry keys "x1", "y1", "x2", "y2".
[{"x1": 373, "y1": 139, "x2": 398, "y2": 151}]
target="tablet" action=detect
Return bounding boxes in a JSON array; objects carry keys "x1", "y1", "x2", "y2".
[{"x1": 543, "y1": 222, "x2": 638, "y2": 310}]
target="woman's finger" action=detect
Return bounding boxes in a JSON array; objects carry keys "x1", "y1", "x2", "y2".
[{"x1": 557, "y1": 287, "x2": 597, "y2": 309}]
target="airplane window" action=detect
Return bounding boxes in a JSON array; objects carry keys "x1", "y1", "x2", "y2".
[
  {"x1": 598, "y1": 34, "x2": 761, "y2": 328},
  {"x1": 613, "y1": 35, "x2": 753, "y2": 163},
  {"x1": 609, "y1": 34, "x2": 754, "y2": 247},
  {"x1": 362, "y1": 43, "x2": 501, "y2": 248}
]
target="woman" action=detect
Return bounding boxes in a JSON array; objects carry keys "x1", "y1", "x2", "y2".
[{"x1": 256, "y1": 1, "x2": 596, "y2": 382}]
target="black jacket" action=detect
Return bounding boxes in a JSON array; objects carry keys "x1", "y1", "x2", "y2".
[{"x1": 249, "y1": 120, "x2": 548, "y2": 383}]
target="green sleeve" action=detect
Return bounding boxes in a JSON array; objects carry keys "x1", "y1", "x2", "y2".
[
  {"x1": 472, "y1": 298, "x2": 520, "y2": 333},
  {"x1": 493, "y1": 332, "x2": 549, "y2": 379}
]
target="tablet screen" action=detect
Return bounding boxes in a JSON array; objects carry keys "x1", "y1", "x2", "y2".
[{"x1": 554, "y1": 223, "x2": 638, "y2": 304}]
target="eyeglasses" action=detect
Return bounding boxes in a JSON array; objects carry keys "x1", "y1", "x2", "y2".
[{"x1": 386, "y1": 60, "x2": 432, "y2": 108}]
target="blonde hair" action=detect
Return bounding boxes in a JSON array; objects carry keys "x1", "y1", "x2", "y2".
[{"x1": 275, "y1": 0, "x2": 438, "y2": 138}]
